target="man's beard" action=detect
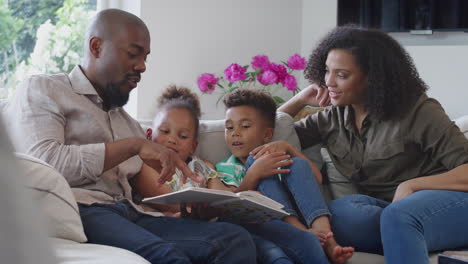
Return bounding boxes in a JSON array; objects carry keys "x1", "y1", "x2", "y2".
[{"x1": 102, "y1": 79, "x2": 130, "y2": 109}]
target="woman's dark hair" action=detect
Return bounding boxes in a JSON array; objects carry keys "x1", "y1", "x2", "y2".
[
  {"x1": 223, "y1": 88, "x2": 277, "y2": 128},
  {"x1": 304, "y1": 25, "x2": 428, "y2": 120},
  {"x1": 157, "y1": 84, "x2": 201, "y2": 135}
]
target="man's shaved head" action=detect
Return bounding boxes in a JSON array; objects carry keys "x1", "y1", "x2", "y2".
[
  {"x1": 84, "y1": 9, "x2": 149, "y2": 58},
  {"x1": 81, "y1": 8, "x2": 150, "y2": 110}
]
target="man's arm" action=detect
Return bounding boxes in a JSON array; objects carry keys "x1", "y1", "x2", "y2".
[{"x1": 8, "y1": 76, "x2": 201, "y2": 186}]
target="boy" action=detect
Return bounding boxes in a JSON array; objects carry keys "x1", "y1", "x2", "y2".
[{"x1": 216, "y1": 88, "x2": 354, "y2": 264}]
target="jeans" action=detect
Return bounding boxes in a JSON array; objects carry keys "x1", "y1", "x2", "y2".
[
  {"x1": 243, "y1": 220, "x2": 329, "y2": 264},
  {"x1": 251, "y1": 234, "x2": 293, "y2": 264},
  {"x1": 328, "y1": 191, "x2": 468, "y2": 264},
  {"x1": 245, "y1": 156, "x2": 331, "y2": 227},
  {"x1": 79, "y1": 202, "x2": 256, "y2": 264},
  {"x1": 243, "y1": 156, "x2": 330, "y2": 264}
]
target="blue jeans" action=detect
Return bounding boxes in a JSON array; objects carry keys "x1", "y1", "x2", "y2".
[
  {"x1": 329, "y1": 191, "x2": 468, "y2": 264},
  {"x1": 79, "y1": 202, "x2": 256, "y2": 264},
  {"x1": 243, "y1": 220, "x2": 329, "y2": 264},
  {"x1": 251, "y1": 234, "x2": 293, "y2": 264},
  {"x1": 243, "y1": 156, "x2": 330, "y2": 264},
  {"x1": 245, "y1": 156, "x2": 331, "y2": 227}
]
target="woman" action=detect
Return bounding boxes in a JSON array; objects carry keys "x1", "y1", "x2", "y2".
[{"x1": 252, "y1": 25, "x2": 468, "y2": 264}]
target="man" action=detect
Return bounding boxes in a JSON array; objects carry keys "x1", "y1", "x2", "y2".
[{"x1": 4, "y1": 9, "x2": 256, "y2": 264}]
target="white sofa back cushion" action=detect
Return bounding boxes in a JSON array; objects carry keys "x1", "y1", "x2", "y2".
[
  {"x1": 195, "y1": 112, "x2": 301, "y2": 164},
  {"x1": 454, "y1": 115, "x2": 468, "y2": 138},
  {"x1": 15, "y1": 153, "x2": 87, "y2": 243}
]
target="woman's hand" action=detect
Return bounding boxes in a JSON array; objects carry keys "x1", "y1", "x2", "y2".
[
  {"x1": 392, "y1": 180, "x2": 416, "y2": 202},
  {"x1": 250, "y1": 141, "x2": 294, "y2": 159},
  {"x1": 299, "y1": 84, "x2": 330, "y2": 107},
  {"x1": 278, "y1": 83, "x2": 330, "y2": 117}
]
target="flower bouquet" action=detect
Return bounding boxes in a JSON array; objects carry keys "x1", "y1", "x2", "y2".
[{"x1": 197, "y1": 54, "x2": 307, "y2": 106}]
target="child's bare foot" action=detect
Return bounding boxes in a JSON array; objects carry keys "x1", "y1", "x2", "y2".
[{"x1": 325, "y1": 239, "x2": 354, "y2": 264}]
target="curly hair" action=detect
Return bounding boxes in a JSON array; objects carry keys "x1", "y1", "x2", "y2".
[
  {"x1": 304, "y1": 25, "x2": 428, "y2": 121},
  {"x1": 157, "y1": 84, "x2": 201, "y2": 134},
  {"x1": 223, "y1": 88, "x2": 277, "y2": 128}
]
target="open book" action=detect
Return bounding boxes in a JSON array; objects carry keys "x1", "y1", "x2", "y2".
[{"x1": 142, "y1": 187, "x2": 289, "y2": 223}]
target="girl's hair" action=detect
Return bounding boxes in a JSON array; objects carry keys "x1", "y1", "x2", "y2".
[
  {"x1": 304, "y1": 25, "x2": 428, "y2": 121},
  {"x1": 156, "y1": 84, "x2": 201, "y2": 135}
]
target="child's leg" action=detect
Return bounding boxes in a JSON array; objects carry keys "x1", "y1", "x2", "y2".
[
  {"x1": 246, "y1": 156, "x2": 354, "y2": 263},
  {"x1": 251, "y1": 234, "x2": 294, "y2": 264},
  {"x1": 280, "y1": 157, "x2": 354, "y2": 263},
  {"x1": 243, "y1": 220, "x2": 330, "y2": 264},
  {"x1": 245, "y1": 156, "x2": 330, "y2": 230}
]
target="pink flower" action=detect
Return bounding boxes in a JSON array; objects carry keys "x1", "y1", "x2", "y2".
[
  {"x1": 224, "y1": 63, "x2": 247, "y2": 82},
  {"x1": 258, "y1": 70, "x2": 278, "y2": 85},
  {"x1": 251, "y1": 55, "x2": 270, "y2": 71},
  {"x1": 287, "y1": 54, "x2": 307, "y2": 70},
  {"x1": 197, "y1": 73, "x2": 219, "y2": 94},
  {"x1": 268, "y1": 63, "x2": 288, "y2": 83},
  {"x1": 281, "y1": 74, "x2": 297, "y2": 91}
]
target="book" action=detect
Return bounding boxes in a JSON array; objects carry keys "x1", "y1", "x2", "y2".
[
  {"x1": 439, "y1": 251, "x2": 468, "y2": 264},
  {"x1": 142, "y1": 187, "x2": 289, "y2": 223}
]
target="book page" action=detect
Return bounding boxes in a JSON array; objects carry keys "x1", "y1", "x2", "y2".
[
  {"x1": 142, "y1": 187, "x2": 237, "y2": 204},
  {"x1": 236, "y1": 191, "x2": 285, "y2": 210}
]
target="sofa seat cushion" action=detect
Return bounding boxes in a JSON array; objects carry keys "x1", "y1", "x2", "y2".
[
  {"x1": 15, "y1": 153, "x2": 87, "y2": 243},
  {"x1": 51, "y1": 238, "x2": 150, "y2": 264},
  {"x1": 348, "y1": 252, "x2": 438, "y2": 264}
]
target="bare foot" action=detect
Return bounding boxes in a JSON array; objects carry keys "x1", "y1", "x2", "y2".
[{"x1": 325, "y1": 240, "x2": 354, "y2": 264}]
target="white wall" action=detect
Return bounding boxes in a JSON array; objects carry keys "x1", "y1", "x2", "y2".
[
  {"x1": 137, "y1": 0, "x2": 303, "y2": 120},
  {"x1": 392, "y1": 32, "x2": 468, "y2": 119},
  {"x1": 130, "y1": 0, "x2": 468, "y2": 120}
]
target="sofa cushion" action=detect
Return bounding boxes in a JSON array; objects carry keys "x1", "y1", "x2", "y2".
[
  {"x1": 15, "y1": 153, "x2": 87, "y2": 243},
  {"x1": 51, "y1": 238, "x2": 150, "y2": 264},
  {"x1": 196, "y1": 111, "x2": 301, "y2": 164},
  {"x1": 454, "y1": 115, "x2": 468, "y2": 138}
]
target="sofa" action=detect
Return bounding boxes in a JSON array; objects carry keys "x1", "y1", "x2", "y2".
[{"x1": 6, "y1": 98, "x2": 465, "y2": 263}]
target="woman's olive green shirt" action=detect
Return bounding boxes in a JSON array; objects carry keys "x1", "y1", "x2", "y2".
[{"x1": 294, "y1": 94, "x2": 468, "y2": 201}]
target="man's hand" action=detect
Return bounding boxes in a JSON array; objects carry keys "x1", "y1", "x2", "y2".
[
  {"x1": 246, "y1": 152, "x2": 293, "y2": 181},
  {"x1": 392, "y1": 180, "x2": 416, "y2": 202},
  {"x1": 138, "y1": 141, "x2": 203, "y2": 186}
]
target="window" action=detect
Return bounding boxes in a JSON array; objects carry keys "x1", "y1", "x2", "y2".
[{"x1": 0, "y1": 0, "x2": 97, "y2": 99}]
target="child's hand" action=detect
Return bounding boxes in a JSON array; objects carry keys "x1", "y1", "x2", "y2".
[
  {"x1": 250, "y1": 141, "x2": 292, "y2": 159},
  {"x1": 247, "y1": 151, "x2": 293, "y2": 180},
  {"x1": 180, "y1": 203, "x2": 224, "y2": 220}
]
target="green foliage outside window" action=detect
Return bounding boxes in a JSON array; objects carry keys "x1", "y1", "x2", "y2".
[{"x1": 0, "y1": 0, "x2": 96, "y2": 99}]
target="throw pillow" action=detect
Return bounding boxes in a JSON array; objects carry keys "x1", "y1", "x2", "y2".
[{"x1": 15, "y1": 153, "x2": 87, "y2": 243}]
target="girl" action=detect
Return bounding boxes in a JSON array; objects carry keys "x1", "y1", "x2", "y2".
[{"x1": 132, "y1": 84, "x2": 296, "y2": 264}]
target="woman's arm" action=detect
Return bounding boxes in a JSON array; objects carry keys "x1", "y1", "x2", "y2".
[
  {"x1": 278, "y1": 84, "x2": 329, "y2": 117},
  {"x1": 250, "y1": 141, "x2": 323, "y2": 184},
  {"x1": 393, "y1": 164, "x2": 468, "y2": 202}
]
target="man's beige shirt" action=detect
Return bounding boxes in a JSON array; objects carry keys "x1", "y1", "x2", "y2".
[
  {"x1": 5, "y1": 65, "x2": 163, "y2": 216},
  {"x1": 295, "y1": 95, "x2": 468, "y2": 201}
]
